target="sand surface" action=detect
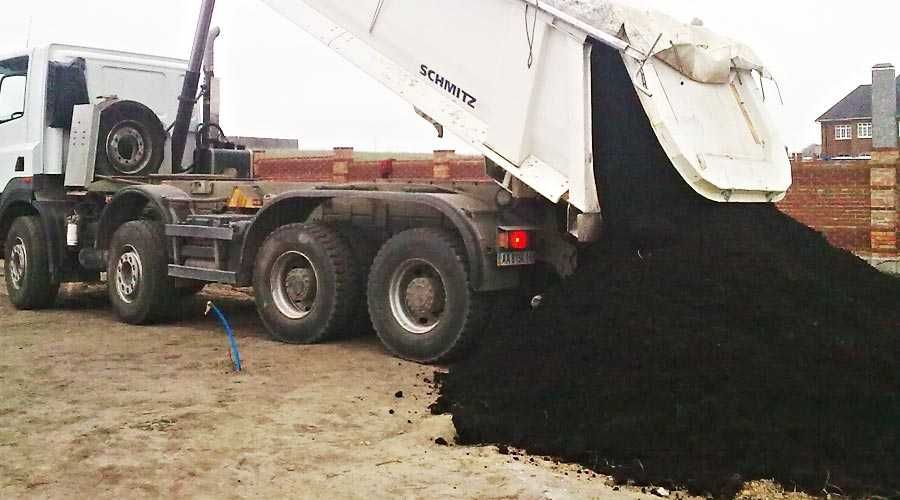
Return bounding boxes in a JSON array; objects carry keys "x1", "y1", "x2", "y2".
[{"x1": 0, "y1": 273, "x2": 670, "y2": 500}]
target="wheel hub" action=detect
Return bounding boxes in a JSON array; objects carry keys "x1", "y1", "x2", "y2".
[
  {"x1": 107, "y1": 121, "x2": 149, "y2": 174},
  {"x1": 285, "y1": 268, "x2": 317, "y2": 305},
  {"x1": 8, "y1": 237, "x2": 27, "y2": 290},
  {"x1": 115, "y1": 246, "x2": 143, "y2": 303},
  {"x1": 271, "y1": 251, "x2": 319, "y2": 319},
  {"x1": 405, "y1": 277, "x2": 440, "y2": 318},
  {"x1": 389, "y1": 259, "x2": 447, "y2": 335}
]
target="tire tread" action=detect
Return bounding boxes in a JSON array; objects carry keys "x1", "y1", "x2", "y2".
[
  {"x1": 4, "y1": 216, "x2": 59, "y2": 309},
  {"x1": 368, "y1": 227, "x2": 489, "y2": 363},
  {"x1": 254, "y1": 223, "x2": 358, "y2": 343}
]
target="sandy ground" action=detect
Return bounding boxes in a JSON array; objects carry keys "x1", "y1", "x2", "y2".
[{"x1": 0, "y1": 264, "x2": 676, "y2": 500}]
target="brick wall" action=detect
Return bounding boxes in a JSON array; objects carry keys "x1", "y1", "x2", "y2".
[
  {"x1": 253, "y1": 147, "x2": 491, "y2": 184},
  {"x1": 253, "y1": 148, "x2": 900, "y2": 272},
  {"x1": 778, "y1": 158, "x2": 899, "y2": 272}
]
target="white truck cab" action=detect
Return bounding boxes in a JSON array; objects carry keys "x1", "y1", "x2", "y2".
[{"x1": 0, "y1": 45, "x2": 191, "y2": 195}]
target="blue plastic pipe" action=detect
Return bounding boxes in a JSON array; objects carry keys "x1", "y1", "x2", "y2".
[{"x1": 206, "y1": 301, "x2": 242, "y2": 372}]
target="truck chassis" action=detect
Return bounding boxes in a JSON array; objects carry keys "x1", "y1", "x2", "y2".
[{"x1": 3, "y1": 171, "x2": 566, "y2": 364}]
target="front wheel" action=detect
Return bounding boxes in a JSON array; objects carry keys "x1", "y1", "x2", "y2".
[
  {"x1": 107, "y1": 220, "x2": 176, "y2": 324},
  {"x1": 367, "y1": 228, "x2": 489, "y2": 364},
  {"x1": 4, "y1": 216, "x2": 59, "y2": 309}
]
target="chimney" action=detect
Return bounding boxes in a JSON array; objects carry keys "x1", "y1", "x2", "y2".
[{"x1": 871, "y1": 63, "x2": 898, "y2": 151}]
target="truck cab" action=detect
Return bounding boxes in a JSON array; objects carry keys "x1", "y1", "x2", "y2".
[{"x1": 0, "y1": 45, "x2": 191, "y2": 195}]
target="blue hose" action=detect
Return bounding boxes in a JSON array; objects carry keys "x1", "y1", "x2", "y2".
[{"x1": 206, "y1": 301, "x2": 242, "y2": 372}]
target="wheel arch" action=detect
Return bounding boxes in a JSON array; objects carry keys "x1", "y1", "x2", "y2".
[
  {"x1": 240, "y1": 190, "x2": 513, "y2": 292},
  {"x1": 96, "y1": 184, "x2": 190, "y2": 250},
  {"x1": 1, "y1": 201, "x2": 39, "y2": 253},
  {"x1": 238, "y1": 196, "x2": 328, "y2": 284},
  {"x1": 1, "y1": 180, "x2": 71, "y2": 283}
]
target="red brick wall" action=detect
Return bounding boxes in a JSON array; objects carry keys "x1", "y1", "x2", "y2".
[
  {"x1": 253, "y1": 148, "x2": 491, "y2": 184},
  {"x1": 254, "y1": 149, "x2": 898, "y2": 264},
  {"x1": 821, "y1": 120, "x2": 874, "y2": 158},
  {"x1": 778, "y1": 159, "x2": 899, "y2": 261}
]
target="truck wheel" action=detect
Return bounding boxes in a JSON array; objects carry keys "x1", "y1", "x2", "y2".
[
  {"x1": 107, "y1": 220, "x2": 175, "y2": 324},
  {"x1": 96, "y1": 105, "x2": 165, "y2": 177},
  {"x1": 253, "y1": 224, "x2": 358, "y2": 344},
  {"x1": 367, "y1": 228, "x2": 488, "y2": 364},
  {"x1": 4, "y1": 216, "x2": 60, "y2": 309},
  {"x1": 334, "y1": 224, "x2": 379, "y2": 337}
]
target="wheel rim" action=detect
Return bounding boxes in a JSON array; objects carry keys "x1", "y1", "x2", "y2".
[
  {"x1": 115, "y1": 245, "x2": 143, "y2": 304},
  {"x1": 271, "y1": 251, "x2": 319, "y2": 320},
  {"x1": 106, "y1": 120, "x2": 150, "y2": 175},
  {"x1": 8, "y1": 237, "x2": 28, "y2": 290},
  {"x1": 389, "y1": 259, "x2": 447, "y2": 335}
]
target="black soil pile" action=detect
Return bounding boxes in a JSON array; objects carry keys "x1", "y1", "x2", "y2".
[{"x1": 433, "y1": 43, "x2": 900, "y2": 497}]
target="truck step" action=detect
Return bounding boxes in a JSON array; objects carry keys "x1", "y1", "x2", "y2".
[
  {"x1": 184, "y1": 214, "x2": 255, "y2": 226},
  {"x1": 168, "y1": 265, "x2": 238, "y2": 284},
  {"x1": 166, "y1": 224, "x2": 236, "y2": 241},
  {"x1": 181, "y1": 244, "x2": 216, "y2": 260}
]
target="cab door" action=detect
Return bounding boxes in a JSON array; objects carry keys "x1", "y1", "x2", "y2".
[{"x1": 0, "y1": 56, "x2": 31, "y2": 194}]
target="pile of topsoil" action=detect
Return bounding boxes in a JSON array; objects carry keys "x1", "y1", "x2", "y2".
[{"x1": 433, "y1": 43, "x2": 900, "y2": 498}]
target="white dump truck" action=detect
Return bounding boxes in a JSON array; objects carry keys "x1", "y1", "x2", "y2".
[{"x1": 0, "y1": 0, "x2": 790, "y2": 363}]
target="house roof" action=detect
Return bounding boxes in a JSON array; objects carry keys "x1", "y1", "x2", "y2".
[{"x1": 816, "y1": 76, "x2": 900, "y2": 122}]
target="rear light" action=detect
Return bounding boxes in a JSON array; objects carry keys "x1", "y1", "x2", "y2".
[
  {"x1": 497, "y1": 229, "x2": 532, "y2": 250},
  {"x1": 509, "y1": 230, "x2": 530, "y2": 250}
]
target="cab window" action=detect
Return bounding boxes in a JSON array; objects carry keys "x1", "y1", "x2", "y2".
[{"x1": 0, "y1": 57, "x2": 29, "y2": 124}]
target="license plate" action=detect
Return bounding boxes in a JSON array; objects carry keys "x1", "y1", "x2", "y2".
[{"x1": 497, "y1": 251, "x2": 536, "y2": 267}]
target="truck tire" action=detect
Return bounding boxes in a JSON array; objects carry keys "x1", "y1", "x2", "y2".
[
  {"x1": 334, "y1": 224, "x2": 379, "y2": 337},
  {"x1": 4, "y1": 216, "x2": 60, "y2": 309},
  {"x1": 367, "y1": 228, "x2": 488, "y2": 364},
  {"x1": 96, "y1": 105, "x2": 165, "y2": 177},
  {"x1": 107, "y1": 220, "x2": 176, "y2": 324},
  {"x1": 253, "y1": 223, "x2": 359, "y2": 344}
]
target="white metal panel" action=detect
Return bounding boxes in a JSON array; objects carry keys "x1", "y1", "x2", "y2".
[
  {"x1": 48, "y1": 45, "x2": 188, "y2": 128},
  {"x1": 64, "y1": 104, "x2": 100, "y2": 187},
  {"x1": 263, "y1": 0, "x2": 790, "y2": 207},
  {"x1": 625, "y1": 55, "x2": 791, "y2": 202},
  {"x1": 262, "y1": 0, "x2": 595, "y2": 210},
  {"x1": 46, "y1": 45, "x2": 195, "y2": 176},
  {"x1": 524, "y1": 32, "x2": 599, "y2": 212}
]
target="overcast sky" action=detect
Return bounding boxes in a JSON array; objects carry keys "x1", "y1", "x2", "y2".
[{"x1": 0, "y1": 0, "x2": 897, "y2": 153}]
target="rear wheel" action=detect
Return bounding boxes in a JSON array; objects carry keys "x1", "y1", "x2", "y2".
[
  {"x1": 4, "y1": 216, "x2": 59, "y2": 309},
  {"x1": 253, "y1": 224, "x2": 359, "y2": 344},
  {"x1": 367, "y1": 228, "x2": 489, "y2": 364},
  {"x1": 107, "y1": 220, "x2": 176, "y2": 324}
]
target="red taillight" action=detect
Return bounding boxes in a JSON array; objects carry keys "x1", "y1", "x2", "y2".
[{"x1": 508, "y1": 230, "x2": 530, "y2": 250}]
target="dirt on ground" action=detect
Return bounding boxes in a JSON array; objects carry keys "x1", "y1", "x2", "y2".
[
  {"x1": 0, "y1": 277, "x2": 679, "y2": 500},
  {"x1": 433, "y1": 44, "x2": 900, "y2": 499}
]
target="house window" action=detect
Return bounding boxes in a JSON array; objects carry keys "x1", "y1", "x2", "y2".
[
  {"x1": 857, "y1": 122, "x2": 872, "y2": 139},
  {"x1": 834, "y1": 124, "x2": 852, "y2": 141}
]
